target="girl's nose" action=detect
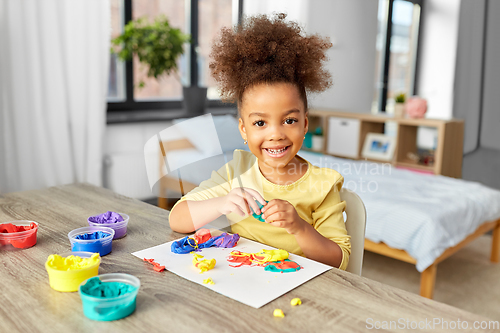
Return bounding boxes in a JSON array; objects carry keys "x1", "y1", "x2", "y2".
[{"x1": 267, "y1": 125, "x2": 285, "y2": 141}]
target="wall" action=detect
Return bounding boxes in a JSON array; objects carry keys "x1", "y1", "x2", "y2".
[
  {"x1": 453, "y1": 0, "x2": 486, "y2": 154},
  {"x1": 417, "y1": 0, "x2": 461, "y2": 120},
  {"x1": 480, "y1": 0, "x2": 500, "y2": 150},
  {"x1": 104, "y1": 121, "x2": 174, "y2": 200},
  {"x1": 307, "y1": 0, "x2": 378, "y2": 112},
  {"x1": 244, "y1": 0, "x2": 378, "y2": 113}
]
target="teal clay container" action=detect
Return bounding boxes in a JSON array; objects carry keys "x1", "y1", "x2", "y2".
[{"x1": 79, "y1": 273, "x2": 140, "y2": 321}]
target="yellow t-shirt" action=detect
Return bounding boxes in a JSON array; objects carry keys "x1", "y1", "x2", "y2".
[{"x1": 170, "y1": 150, "x2": 351, "y2": 270}]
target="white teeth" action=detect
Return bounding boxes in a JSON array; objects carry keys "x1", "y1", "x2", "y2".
[{"x1": 267, "y1": 147, "x2": 287, "y2": 154}]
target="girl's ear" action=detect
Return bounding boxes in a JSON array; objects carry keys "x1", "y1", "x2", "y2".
[
  {"x1": 238, "y1": 117, "x2": 247, "y2": 140},
  {"x1": 304, "y1": 111, "x2": 309, "y2": 136}
]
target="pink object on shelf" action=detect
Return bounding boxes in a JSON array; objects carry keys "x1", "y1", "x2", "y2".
[
  {"x1": 406, "y1": 96, "x2": 427, "y2": 119},
  {"x1": 396, "y1": 166, "x2": 434, "y2": 175}
]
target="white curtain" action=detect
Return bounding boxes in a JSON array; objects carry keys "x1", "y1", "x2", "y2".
[{"x1": 0, "y1": 0, "x2": 110, "y2": 193}]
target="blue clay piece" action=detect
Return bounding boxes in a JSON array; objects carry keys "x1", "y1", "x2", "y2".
[
  {"x1": 72, "y1": 232, "x2": 112, "y2": 256},
  {"x1": 171, "y1": 233, "x2": 241, "y2": 254},
  {"x1": 80, "y1": 277, "x2": 138, "y2": 321},
  {"x1": 171, "y1": 236, "x2": 197, "y2": 254},
  {"x1": 252, "y1": 200, "x2": 267, "y2": 222},
  {"x1": 75, "y1": 231, "x2": 110, "y2": 240}
]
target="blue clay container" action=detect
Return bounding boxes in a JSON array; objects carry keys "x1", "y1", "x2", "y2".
[{"x1": 68, "y1": 227, "x2": 115, "y2": 256}]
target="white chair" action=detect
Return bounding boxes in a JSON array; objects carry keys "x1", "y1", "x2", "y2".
[{"x1": 340, "y1": 188, "x2": 367, "y2": 276}]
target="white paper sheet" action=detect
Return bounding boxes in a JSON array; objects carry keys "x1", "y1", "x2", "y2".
[{"x1": 132, "y1": 236, "x2": 332, "y2": 308}]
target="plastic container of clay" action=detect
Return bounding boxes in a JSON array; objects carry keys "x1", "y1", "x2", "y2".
[
  {"x1": 0, "y1": 221, "x2": 39, "y2": 250},
  {"x1": 87, "y1": 213, "x2": 129, "y2": 239},
  {"x1": 79, "y1": 273, "x2": 140, "y2": 321},
  {"x1": 68, "y1": 226, "x2": 115, "y2": 256},
  {"x1": 45, "y1": 251, "x2": 101, "y2": 292}
]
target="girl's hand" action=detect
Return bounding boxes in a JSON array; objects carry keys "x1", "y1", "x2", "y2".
[
  {"x1": 261, "y1": 199, "x2": 307, "y2": 235},
  {"x1": 216, "y1": 187, "x2": 266, "y2": 217}
]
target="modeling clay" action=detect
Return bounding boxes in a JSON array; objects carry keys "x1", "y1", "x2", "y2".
[
  {"x1": 0, "y1": 222, "x2": 38, "y2": 248},
  {"x1": 45, "y1": 253, "x2": 100, "y2": 292},
  {"x1": 88, "y1": 211, "x2": 124, "y2": 224},
  {"x1": 214, "y1": 233, "x2": 240, "y2": 248},
  {"x1": 264, "y1": 259, "x2": 302, "y2": 273},
  {"x1": 0, "y1": 222, "x2": 37, "y2": 233},
  {"x1": 171, "y1": 236, "x2": 199, "y2": 253},
  {"x1": 252, "y1": 249, "x2": 289, "y2": 264},
  {"x1": 192, "y1": 253, "x2": 216, "y2": 273},
  {"x1": 143, "y1": 258, "x2": 165, "y2": 272},
  {"x1": 71, "y1": 231, "x2": 113, "y2": 255},
  {"x1": 252, "y1": 200, "x2": 268, "y2": 222},
  {"x1": 75, "y1": 231, "x2": 111, "y2": 240},
  {"x1": 290, "y1": 298, "x2": 302, "y2": 306},
  {"x1": 273, "y1": 309, "x2": 285, "y2": 318},
  {"x1": 81, "y1": 276, "x2": 137, "y2": 297},
  {"x1": 194, "y1": 229, "x2": 212, "y2": 244},
  {"x1": 227, "y1": 251, "x2": 266, "y2": 267},
  {"x1": 171, "y1": 233, "x2": 240, "y2": 254},
  {"x1": 46, "y1": 253, "x2": 100, "y2": 271},
  {"x1": 203, "y1": 278, "x2": 215, "y2": 285},
  {"x1": 227, "y1": 249, "x2": 287, "y2": 267},
  {"x1": 80, "y1": 276, "x2": 138, "y2": 321}
]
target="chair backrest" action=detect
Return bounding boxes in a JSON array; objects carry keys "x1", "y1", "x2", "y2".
[{"x1": 340, "y1": 188, "x2": 367, "y2": 276}]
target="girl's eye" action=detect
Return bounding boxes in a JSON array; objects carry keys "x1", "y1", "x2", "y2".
[
  {"x1": 253, "y1": 120, "x2": 265, "y2": 127},
  {"x1": 284, "y1": 118, "x2": 298, "y2": 125}
]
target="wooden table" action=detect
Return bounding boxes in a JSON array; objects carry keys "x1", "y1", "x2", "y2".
[{"x1": 1, "y1": 184, "x2": 497, "y2": 332}]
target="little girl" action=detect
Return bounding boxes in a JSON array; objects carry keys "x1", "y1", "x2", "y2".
[{"x1": 169, "y1": 13, "x2": 350, "y2": 269}]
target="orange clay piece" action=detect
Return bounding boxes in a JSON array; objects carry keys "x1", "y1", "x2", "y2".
[
  {"x1": 193, "y1": 253, "x2": 216, "y2": 273},
  {"x1": 227, "y1": 249, "x2": 289, "y2": 267},
  {"x1": 194, "y1": 228, "x2": 212, "y2": 245},
  {"x1": 143, "y1": 258, "x2": 165, "y2": 272}
]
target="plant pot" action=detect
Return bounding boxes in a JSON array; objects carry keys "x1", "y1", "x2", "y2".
[
  {"x1": 394, "y1": 103, "x2": 405, "y2": 118},
  {"x1": 182, "y1": 86, "x2": 207, "y2": 116}
]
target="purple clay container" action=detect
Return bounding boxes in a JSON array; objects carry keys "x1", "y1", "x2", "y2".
[{"x1": 87, "y1": 213, "x2": 129, "y2": 239}]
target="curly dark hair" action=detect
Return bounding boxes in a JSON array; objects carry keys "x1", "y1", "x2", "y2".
[{"x1": 209, "y1": 13, "x2": 332, "y2": 108}]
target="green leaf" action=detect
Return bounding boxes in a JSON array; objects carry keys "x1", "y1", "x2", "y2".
[{"x1": 109, "y1": 15, "x2": 190, "y2": 88}]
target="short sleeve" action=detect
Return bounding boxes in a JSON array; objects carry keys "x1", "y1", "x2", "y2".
[{"x1": 311, "y1": 176, "x2": 351, "y2": 270}]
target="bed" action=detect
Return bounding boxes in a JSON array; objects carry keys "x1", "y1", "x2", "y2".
[{"x1": 152, "y1": 114, "x2": 500, "y2": 299}]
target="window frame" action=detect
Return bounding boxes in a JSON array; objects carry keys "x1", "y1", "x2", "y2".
[
  {"x1": 107, "y1": 0, "x2": 243, "y2": 117},
  {"x1": 378, "y1": 0, "x2": 423, "y2": 112}
]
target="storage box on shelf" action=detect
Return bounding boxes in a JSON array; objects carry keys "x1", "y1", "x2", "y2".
[{"x1": 308, "y1": 109, "x2": 464, "y2": 178}]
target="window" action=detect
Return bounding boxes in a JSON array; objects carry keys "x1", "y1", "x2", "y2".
[
  {"x1": 372, "y1": 0, "x2": 422, "y2": 113},
  {"x1": 107, "y1": 0, "x2": 241, "y2": 113}
]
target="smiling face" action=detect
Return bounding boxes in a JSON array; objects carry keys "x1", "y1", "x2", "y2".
[{"x1": 238, "y1": 82, "x2": 308, "y2": 175}]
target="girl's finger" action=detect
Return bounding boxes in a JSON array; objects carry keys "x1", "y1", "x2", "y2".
[
  {"x1": 232, "y1": 204, "x2": 246, "y2": 217},
  {"x1": 267, "y1": 220, "x2": 282, "y2": 228},
  {"x1": 243, "y1": 188, "x2": 267, "y2": 206},
  {"x1": 264, "y1": 211, "x2": 281, "y2": 223},
  {"x1": 241, "y1": 189, "x2": 263, "y2": 215},
  {"x1": 235, "y1": 197, "x2": 252, "y2": 215}
]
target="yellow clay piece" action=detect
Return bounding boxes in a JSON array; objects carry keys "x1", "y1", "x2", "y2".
[
  {"x1": 273, "y1": 309, "x2": 285, "y2": 318},
  {"x1": 253, "y1": 249, "x2": 288, "y2": 265},
  {"x1": 290, "y1": 298, "x2": 302, "y2": 306},
  {"x1": 192, "y1": 253, "x2": 216, "y2": 273},
  {"x1": 203, "y1": 278, "x2": 215, "y2": 285},
  {"x1": 46, "y1": 253, "x2": 100, "y2": 270}
]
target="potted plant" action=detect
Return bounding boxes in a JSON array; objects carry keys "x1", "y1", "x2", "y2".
[
  {"x1": 394, "y1": 92, "x2": 406, "y2": 118},
  {"x1": 111, "y1": 15, "x2": 207, "y2": 115}
]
